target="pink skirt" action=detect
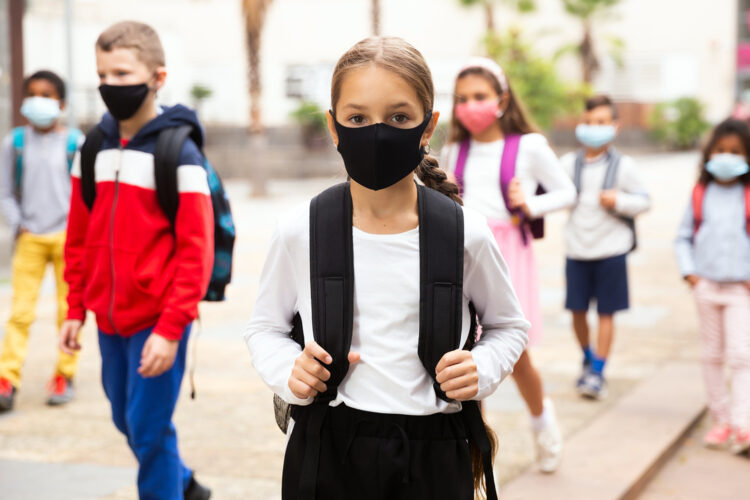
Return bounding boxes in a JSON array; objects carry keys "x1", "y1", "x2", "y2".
[{"x1": 487, "y1": 219, "x2": 543, "y2": 347}]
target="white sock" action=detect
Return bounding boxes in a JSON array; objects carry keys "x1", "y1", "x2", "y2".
[{"x1": 531, "y1": 407, "x2": 549, "y2": 433}]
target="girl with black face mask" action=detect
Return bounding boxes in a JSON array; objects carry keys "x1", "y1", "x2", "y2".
[{"x1": 244, "y1": 37, "x2": 529, "y2": 500}]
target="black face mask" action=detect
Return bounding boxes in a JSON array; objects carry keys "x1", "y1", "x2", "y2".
[
  {"x1": 333, "y1": 111, "x2": 433, "y2": 191},
  {"x1": 98, "y1": 83, "x2": 151, "y2": 121}
]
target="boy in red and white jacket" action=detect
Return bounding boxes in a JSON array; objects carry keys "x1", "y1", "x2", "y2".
[{"x1": 59, "y1": 21, "x2": 213, "y2": 500}]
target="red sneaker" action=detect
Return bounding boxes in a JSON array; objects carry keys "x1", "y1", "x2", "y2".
[
  {"x1": 0, "y1": 377, "x2": 16, "y2": 411},
  {"x1": 732, "y1": 429, "x2": 750, "y2": 455},
  {"x1": 703, "y1": 425, "x2": 732, "y2": 448},
  {"x1": 46, "y1": 374, "x2": 75, "y2": 406}
]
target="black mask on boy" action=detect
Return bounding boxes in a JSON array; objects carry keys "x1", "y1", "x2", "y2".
[
  {"x1": 98, "y1": 83, "x2": 151, "y2": 121},
  {"x1": 333, "y1": 111, "x2": 433, "y2": 191}
]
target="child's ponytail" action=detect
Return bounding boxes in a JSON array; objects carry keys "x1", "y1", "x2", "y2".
[
  {"x1": 471, "y1": 416, "x2": 499, "y2": 499},
  {"x1": 415, "y1": 153, "x2": 463, "y2": 205}
]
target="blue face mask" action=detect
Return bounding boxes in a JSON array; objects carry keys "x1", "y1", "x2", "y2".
[
  {"x1": 575, "y1": 124, "x2": 616, "y2": 149},
  {"x1": 706, "y1": 153, "x2": 750, "y2": 182},
  {"x1": 20, "y1": 97, "x2": 61, "y2": 128}
]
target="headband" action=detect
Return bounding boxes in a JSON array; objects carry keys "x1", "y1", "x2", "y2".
[{"x1": 459, "y1": 57, "x2": 509, "y2": 94}]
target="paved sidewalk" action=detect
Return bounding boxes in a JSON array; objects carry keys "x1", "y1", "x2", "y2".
[{"x1": 0, "y1": 152, "x2": 714, "y2": 499}]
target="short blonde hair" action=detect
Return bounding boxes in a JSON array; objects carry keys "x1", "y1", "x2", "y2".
[{"x1": 96, "y1": 21, "x2": 165, "y2": 70}]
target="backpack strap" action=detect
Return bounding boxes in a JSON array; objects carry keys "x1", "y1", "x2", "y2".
[
  {"x1": 745, "y1": 185, "x2": 750, "y2": 236},
  {"x1": 11, "y1": 127, "x2": 24, "y2": 199},
  {"x1": 499, "y1": 134, "x2": 521, "y2": 213},
  {"x1": 79, "y1": 127, "x2": 105, "y2": 211},
  {"x1": 66, "y1": 128, "x2": 83, "y2": 173},
  {"x1": 308, "y1": 182, "x2": 355, "y2": 401},
  {"x1": 154, "y1": 125, "x2": 194, "y2": 227},
  {"x1": 692, "y1": 183, "x2": 706, "y2": 237},
  {"x1": 454, "y1": 139, "x2": 471, "y2": 195},
  {"x1": 417, "y1": 183, "x2": 465, "y2": 401},
  {"x1": 299, "y1": 182, "x2": 354, "y2": 500},
  {"x1": 573, "y1": 149, "x2": 586, "y2": 194},
  {"x1": 417, "y1": 185, "x2": 497, "y2": 499},
  {"x1": 602, "y1": 148, "x2": 622, "y2": 190}
]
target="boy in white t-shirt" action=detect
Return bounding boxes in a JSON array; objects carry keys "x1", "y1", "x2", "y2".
[{"x1": 560, "y1": 95, "x2": 650, "y2": 400}]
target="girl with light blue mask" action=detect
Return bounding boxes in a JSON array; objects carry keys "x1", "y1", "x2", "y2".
[{"x1": 674, "y1": 118, "x2": 750, "y2": 455}]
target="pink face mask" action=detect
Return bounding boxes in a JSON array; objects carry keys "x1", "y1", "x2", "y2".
[{"x1": 455, "y1": 100, "x2": 502, "y2": 135}]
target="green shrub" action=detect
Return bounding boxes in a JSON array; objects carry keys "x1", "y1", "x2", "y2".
[
  {"x1": 649, "y1": 98, "x2": 710, "y2": 150},
  {"x1": 290, "y1": 101, "x2": 328, "y2": 134},
  {"x1": 485, "y1": 28, "x2": 588, "y2": 131}
]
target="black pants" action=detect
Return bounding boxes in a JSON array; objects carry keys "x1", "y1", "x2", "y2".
[{"x1": 282, "y1": 404, "x2": 474, "y2": 500}]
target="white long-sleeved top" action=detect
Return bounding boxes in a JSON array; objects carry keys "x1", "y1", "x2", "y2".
[
  {"x1": 440, "y1": 133, "x2": 577, "y2": 220},
  {"x1": 243, "y1": 200, "x2": 530, "y2": 416},
  {"x1": 561, "y1": 152, "x2": 651, "y2": 260}
]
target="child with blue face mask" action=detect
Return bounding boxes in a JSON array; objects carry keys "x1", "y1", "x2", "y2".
[
  {"x1": 675, "y1": 118, "x2": 750, "y2": 455},
  {"x1": 0, "y1": 70, "x2": 83, "y2": 412},
  {"x1": 560, "y1": 95, "x2": 651, "y2": 400}
]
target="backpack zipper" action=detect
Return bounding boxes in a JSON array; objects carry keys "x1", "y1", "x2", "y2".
[{"x1": 108, "y1": 147, "x2": 123, "y2": 335}]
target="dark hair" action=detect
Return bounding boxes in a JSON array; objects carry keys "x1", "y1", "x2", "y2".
[
  {"x1": 699, "y1": 118, "x2": 750, "y2": 185},
  {"x1": 585, "y1": 94, "x2": 618, "y2": 120},
  {"x1": 448, "y1": 66, "x2": 537, "y2": 145},
  {"x1": 23, "y1": 70, "x2": 66, "y2": 101}
]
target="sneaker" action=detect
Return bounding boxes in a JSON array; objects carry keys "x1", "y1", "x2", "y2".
[
  {"x1": 731, "y1": 429, "x2": 750, "y2": 455},
  {"x1": 534, "y1": 398, "x2": 563, "y2": 473},
  {"x1": 575, "y1": 363, "x2": 590, "y2": 392},
  {"x1": 185, "y1": 476, "x2": 211, "y2": 500},
  {"x1": 0, "y1": 377, "x2": 16, "y2": 412},
  {"x1": 46, "y1": 374, "x2": 75, "y2": 406},
  {"x1": 579, "y1": 372, "x2": 608, "y2": 400},
  {"x1": 703, "y1": 425, "x2": 732, "y2": 449}
]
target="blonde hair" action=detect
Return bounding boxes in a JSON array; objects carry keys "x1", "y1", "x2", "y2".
[
  {"x1": 96, "y1": 21, "x2": 165, "y2": 70},
  {"x1": 331, "y1": 37, "x2": 462, "y2": 205}
]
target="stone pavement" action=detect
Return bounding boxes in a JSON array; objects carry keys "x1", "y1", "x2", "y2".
[{"x1": 0, "y1": 151, "x2": 735, "y2": 499}]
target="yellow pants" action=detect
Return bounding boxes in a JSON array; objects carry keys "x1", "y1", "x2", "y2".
[{"x1": 0, "y1": 231, "x2": 78, "y2": 388}]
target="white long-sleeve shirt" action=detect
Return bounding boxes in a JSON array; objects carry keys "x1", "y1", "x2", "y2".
[
  {"x1": 243, "y1": 200, "x2": 530, "y2": 416},
  {"x1": 440, "y1": 133, "x2": 577, "y2": 220},
  {"x1": 561, "y1": 152, "x2": 651, "y2": 260}
]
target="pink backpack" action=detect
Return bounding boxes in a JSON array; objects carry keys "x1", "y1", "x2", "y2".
[{"x1": 454, "y1": 134, "x2": 545, "y2": 244}]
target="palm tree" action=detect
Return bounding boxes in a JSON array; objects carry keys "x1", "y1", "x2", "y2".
[
  {"x1": 458, "y1": 0, "x2": 535, "y2": 34},
  {"x1": 372, "y1": 0, "x2": 381, "y2": 36},
  {"x1": 561, "y1": 0, "x2": 622, "y2": 84},
  {"x1": 241, "y1": 0, "x2": 273, "y2": 134}
]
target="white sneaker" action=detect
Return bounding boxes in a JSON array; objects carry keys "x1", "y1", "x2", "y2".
[{"x1": 534, "y1": 398, "x2": 563, "y2": 473}]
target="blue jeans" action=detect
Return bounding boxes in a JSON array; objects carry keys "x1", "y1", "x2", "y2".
[{"x1": 99, "y1": 325, "x2": 193, "y2": 500}]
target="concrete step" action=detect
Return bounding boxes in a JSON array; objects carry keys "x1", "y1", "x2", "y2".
[
  {"x1": 639, "y1": 415, "x2": 750, "y2": 499},
  {"x1": 499, "y1": 362, "x2": 705, "y2": 500}
]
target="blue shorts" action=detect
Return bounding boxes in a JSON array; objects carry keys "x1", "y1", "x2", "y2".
[{"x1": 565, "y1": 254, "x2": 629, "y2": 314}]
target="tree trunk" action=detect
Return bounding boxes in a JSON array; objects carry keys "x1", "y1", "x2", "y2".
[
  {"x1": 484, "y1": 1, "x2": 495, "y2": 33},
  {"x1": 580, "y1": 21, "x2": 599, "y2": 85},
  {"x1": 371, "y1": 0, "x2": 381, "y2": 36},
  {"x1": 243, "y1": 0, "x2": 272, "y2": 134}
]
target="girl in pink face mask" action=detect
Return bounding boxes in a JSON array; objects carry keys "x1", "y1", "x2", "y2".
[{"x1": 441, "y1": 57, "x2": 577, "y2": 474}]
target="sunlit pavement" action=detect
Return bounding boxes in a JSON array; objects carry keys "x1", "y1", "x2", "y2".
[{"x1": 0, "y1": 151, "x2": 732, "y2": 499}]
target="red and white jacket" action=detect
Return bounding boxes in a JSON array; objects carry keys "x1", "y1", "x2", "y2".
[{"x1": 64, "y1": 106, "x2": 214, "y2": 340}]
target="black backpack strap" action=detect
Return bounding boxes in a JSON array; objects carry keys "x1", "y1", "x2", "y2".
[
  {"x1": 299, "y1": 182, "x2": 354, "y2": 499},
  {"x1": 79, "y1": 127, "x2": 105, "y2": 211},
  {"x1": 308, "y1": 182, "x2": 355, "y2": 399},
  {"x1": 154, "y1": 125, "x2": 194, "y2": 227},
  {"x1": 416, "y1": 186, "x2": 497, "y2": 499},
  {"x1": 417, "y1": 184, "x2": 465, "y2": 402}
]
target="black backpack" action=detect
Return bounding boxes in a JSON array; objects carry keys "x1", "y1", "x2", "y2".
[
  {"x1": 274, "y1": 182, "x2": 497, "y2": 500},
  {"x1": 79, "y1": 125, "x2": 235, "y2": 301},
  {"x1": 573, "y1": 147, "x2": 638, "y2": 252}
]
